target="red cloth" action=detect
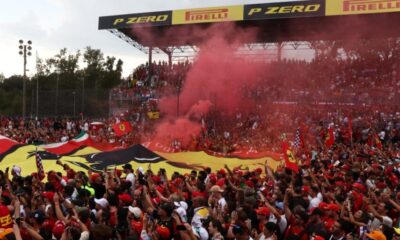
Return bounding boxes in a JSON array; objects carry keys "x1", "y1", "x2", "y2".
[
  {"x1": 0, "y1": 205, "x2": 12, "y2": 228},
  {"x1": 112, "y1": 121, "x2": 133, "y2": 137},
  {"x1": 325, "y1": 127, "x2": 335, "y2": 148},
  {"x1": 282, "y1": 141, "x2": 299, "y2": 173}
]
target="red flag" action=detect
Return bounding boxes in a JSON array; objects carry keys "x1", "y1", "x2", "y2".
[
  {"x1": 35, "y1": 151, "x2": 45, "y2": 180},
  {"x1": 325, "y1": 127, "x2": 335, "y2": 148},
  {"x1": 374, "y1": 134, "x2": 382, "y2": 149},
  {"x1": 282, "y1": 141, "x2": 299, "y2": 173},
  {"x1": 112, "y1": 121, "x2": 133, "y2": 137}
]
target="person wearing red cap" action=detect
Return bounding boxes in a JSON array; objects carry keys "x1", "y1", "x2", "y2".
[
  {"x1": 118, "y1": 193, "x2": 133, "y2": 207},
  {"x1": 257, "y1": 192, "x2": 287, "y2": 235},
  {"x1": 255, "y1": 207, "x2": 271, "y2": 233}
]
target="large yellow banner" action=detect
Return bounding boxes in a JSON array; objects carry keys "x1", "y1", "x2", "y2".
[
  {"x1": 172, "y1": 5, "x2": 244, "y2": 25},
  {"x1": 326, "y1": 0, "x2": 400, "y2": 16}
]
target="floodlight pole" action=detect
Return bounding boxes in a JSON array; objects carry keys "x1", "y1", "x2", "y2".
[
  {"x1": 19, "y1": 40, "x2": 32, "y2": 120},
  {"x1": 23, "y1": 46, "x2": 27, "y2": 119}
]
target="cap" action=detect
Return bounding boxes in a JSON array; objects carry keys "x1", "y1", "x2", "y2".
[
  {"x1": 326, "y1": 203, "x2": 340, "y2": 212},
  {"x1": 137, "y1": 167, "x2": 144, "y2": 174},
  {"x1": 128, "y1": 206, "x2": 142, "y2": 218},
  {"x1": 174, "y1": 201, "x2": 188, "y2": 211},
  {"x1": 123, "y1": 163, "x2": 132, "y2": 170},
  {"x1": 90, "y1": 173, "x2": 101, "y2": 182},
  {"x1": 218, "y1": 169, "x2": 226, "y2": 175},
  {"x1": 94, "y1": 198, "x2": 109, "y2": 208},
  {"x1": 216, "y1": 178, "x2": 225, "y2": 187},
  {"x1": 352, "y1": 182, "x2": 366, "y2": 193},
  {"x1": 209, "y1": 185, "x2": 224, "y2": 193},
  {"x1": 255, "y1": 207, "x2": 270, "y2": 216},
  {"x1": 42, "y1": 191, "x2": 55, "y2": 201},
  {"x1": 209, "y1": 174, "x2": 217, "y2": 184},
  {"x1": 302, "y1": 186, "x2": 310, "y2": 193},
  {"x1": 52, "y1": 220, "x2": 65, "y2": 239},
  {"x1": 365, "y1": 230, "x2": 387, "y2": 240},
  {"x1": 118, "y1": 193, "x2": 133, "y2": 204},
  {"x1": 275, "y1": 201, "x2": 284, "y2": 210},
  {"x1": 254, "y1": 168, "x2": 262, "y2": 174},
  {"x1": 156, "y1": 225, "x2": 170, "y2": 239},
  {"x1": 12, "y1": 165, "x2": 21, "y2": 176},
  {"x1": 179, "y1": 201, "x2": 188, "y2": 211}
]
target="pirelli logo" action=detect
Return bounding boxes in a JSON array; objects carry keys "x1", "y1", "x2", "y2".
[
  {"x1": 343, "y1": 0, "x2": 400, "y2": 12},
  {"x1": 326, "y1": 0, "x2": 400, "y2": 15},
  {"x1": 185, "y1": 9, "x2": 228, "y2": 22},
  {"x1": 172, "y1": 5, "x2": 243, "y2": 25},
  {"x1": 244, "y1": 1, "x2": 324, "y2": 20}
]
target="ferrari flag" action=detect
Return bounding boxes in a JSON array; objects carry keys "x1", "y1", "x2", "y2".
[{"x1": 112, "y1": 121, "x2": 133, "y2": 137}]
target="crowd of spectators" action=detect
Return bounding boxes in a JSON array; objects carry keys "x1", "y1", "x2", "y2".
[
  {"x1": 0, "y1": 133, "x2": 399, "y2": 239},
  {"x1": 1, "y1": 55, "x2": 400, "y2": 239}
]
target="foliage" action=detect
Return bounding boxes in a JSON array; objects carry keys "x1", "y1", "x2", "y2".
[{"x1": 0, "y1": 47, "x2": 124, "y2": 117}]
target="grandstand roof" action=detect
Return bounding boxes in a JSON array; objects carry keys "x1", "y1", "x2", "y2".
[{"x1": 99, "y1": 0, "x2": 400, "y2": 54}]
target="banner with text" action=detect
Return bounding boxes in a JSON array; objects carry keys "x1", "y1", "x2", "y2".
[
  {"x1": 244, "y1": 0, "x2": 325, "y2": 20},
  {"x1": 98, "y1": 10, "x2": 172, "y2": 29},
  {"x1": 326, "y1": 0, "x2": 400, "y2": 16},
  {"x1": 172, "y1": 5, "x2": 244, "y2": 25}
]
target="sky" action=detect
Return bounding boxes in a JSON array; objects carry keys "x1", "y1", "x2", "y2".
[{"x1": 0, "y1": 0, "x2": 306, "y2": 78}]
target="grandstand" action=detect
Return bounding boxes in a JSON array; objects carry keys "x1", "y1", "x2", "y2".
[{"x1": 99, "y1": 0, "x2": 400, "y2": 63}]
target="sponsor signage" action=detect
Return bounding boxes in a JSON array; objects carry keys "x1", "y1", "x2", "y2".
[
  {"x1": 172, "y1": 5, "x2": 243, "y2": 25},
  {"x1": 326, "y1": 0, "x2": 400, "y2": 15},
  {"x1": 244, "y1": 0, "x2": 325, "y2": 20},
  {"x1": 98, "y1": 11, "x2": 172, "y2": 29}
]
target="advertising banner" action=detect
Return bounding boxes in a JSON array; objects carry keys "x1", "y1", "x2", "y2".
[
  {"x1": 98, "y1": 11, "x2": 172, "y2": 29},
  {"x1": 326, "y1": 0, "x2": 400, "y2": 16},
  {"x1": 172, "y1": 5, "x2": 244, "y2": 25},
  {"x1": 244, "y1": 0, "x2": 325, "y2": 20}
]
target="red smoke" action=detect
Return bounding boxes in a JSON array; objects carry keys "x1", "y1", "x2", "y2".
[
  {"x1": 127, "y1": 14, "x2": 400, "y2": 148},
  {"x1": 144, "y1": 23, "x2": 271, "y2": 145},
  {"x1": 185, "y1": 100, "x2": 213, "y2": 120},
  {"x1": 153, "y1": 118, "x2": 201, "y2": 146}
]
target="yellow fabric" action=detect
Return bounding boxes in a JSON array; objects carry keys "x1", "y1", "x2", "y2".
[{"x1": 0, "y1": 145, "x2": 278, "y2": 176}]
